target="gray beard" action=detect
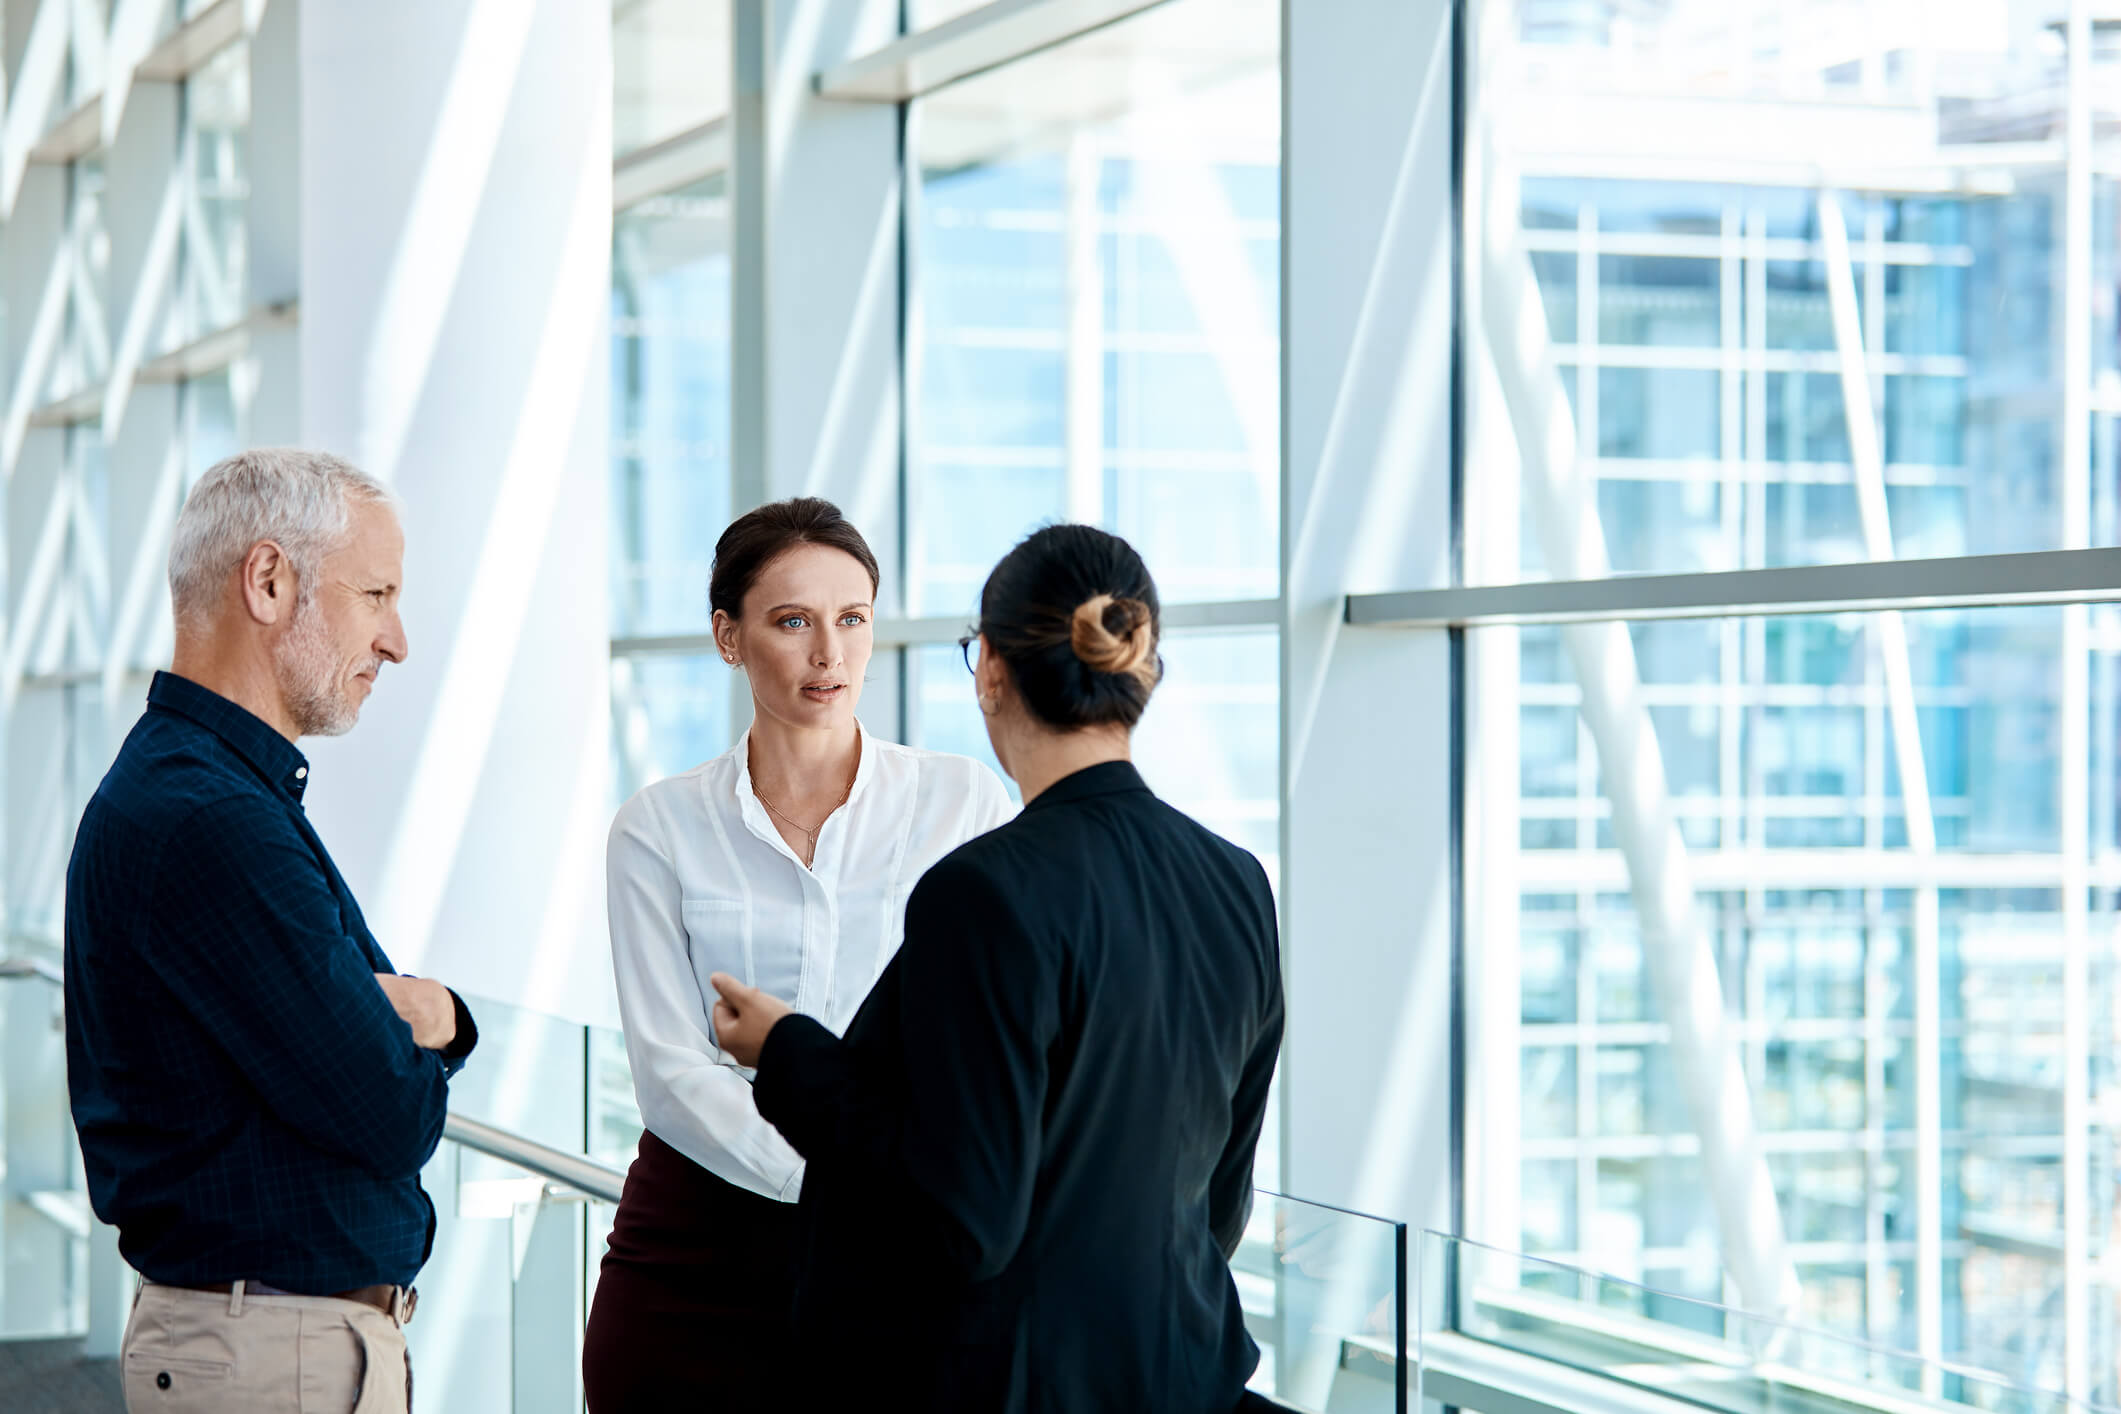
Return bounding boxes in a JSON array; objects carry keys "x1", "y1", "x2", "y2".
[{"x1": 276, "y1": 597, "x2": 361, "y2": 738}]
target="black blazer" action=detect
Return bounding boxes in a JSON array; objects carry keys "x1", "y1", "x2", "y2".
[{"x1": 755, "y1": 760, "x2": 1284, "y2": 1412}]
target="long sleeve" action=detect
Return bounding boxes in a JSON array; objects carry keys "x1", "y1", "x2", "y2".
[
  {"x1": 607, "y1": 795, "x2": 805, "y2": 1201},
  {"x1": 141, "y1": 796, "x2": 451, "y2": 1181},
  {"x1": 755, "y1": 854, "x2": 1053, "y2": 1282},
  {"x1": 1211, "y1": 871, "x2": 1283, "y2": 1258}
]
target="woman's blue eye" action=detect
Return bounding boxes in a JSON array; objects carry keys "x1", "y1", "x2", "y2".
[
  {"x1": 840, "y1": 614, "x2": 866, "y2": 627},
  {"x1": 780, "y1": 615, "x2": 808, "y2": 629}
]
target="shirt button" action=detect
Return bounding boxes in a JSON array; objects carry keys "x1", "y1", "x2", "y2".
[
  {"x1": 294, "y1": 767, "x2": 308, "y2": 780},
  {"x1": 157, "y1": 1373, "x2": 171, "y2": 1390}
]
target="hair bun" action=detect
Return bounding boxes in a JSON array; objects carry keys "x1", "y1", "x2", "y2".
[{"x1": 1070, "y1": 594, "x2": 1158, "y2": 684}]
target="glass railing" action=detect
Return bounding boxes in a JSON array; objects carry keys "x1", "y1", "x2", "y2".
[
  {"x1": 0, "y1": 945, "x2": 90, "y2": 1343},
  {"x1": 0, "y1": 973, "x2": 1388, "y2": 1413},
  {"x1": 412, "y1": 993, "x2": 1409, "y2": 1413},
  {"x1": 1423, "y1": 1232, "x2": 2112, "y2": 1414},
  {"x1": 1234, "y1": 1192, "x2": 1407, "y2": 1410}
]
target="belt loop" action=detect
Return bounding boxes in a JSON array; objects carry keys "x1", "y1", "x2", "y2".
[{"x1": 228, "y1": 1279, "x2": 246, "y2": 1317}]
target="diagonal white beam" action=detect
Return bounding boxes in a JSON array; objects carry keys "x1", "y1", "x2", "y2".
[
  {"x1": 3, "y1": 483, "x2": 80, "y2": 712},
  {"x1": 4, "y1": 243, "x2": 79, "y2": 478},
  {"x1": 102, "y1": 166, "x2": 186, "y2": 439},
  {"x1": 1818, "y1": 191, "x2": 1934, "y2": 851},
  {"x1": 103, "y1": 0, "x2": 174, "y2": 146},
  {"x1": 179, "y1": 180, "x2": 232, "y2": 327},
  {"x1": 67, "y1": 0, "x2": 111, "y2": 100},
  {"x1": 1489, "y1": 141, "x2": 1797, "y2": 1324},
  {"x1": 65, "y1": 195, "x2": 116, "y2": 384},
  {"x1": 2, "y1": 0, "x2": 73, "y2": 217},
  {"x1": 1819, "y1": 187, "x2": 1947, "y2": 1390},
  {"x1": 103, "y1": 439, "x2": 185, "y2": 715}
]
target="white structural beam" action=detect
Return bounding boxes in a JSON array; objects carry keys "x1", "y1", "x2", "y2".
[
  {"x1": 1480, "y1": 141, "x2": 1797, "y2": 1336},
  {"x1": 133, "y1": 0, "x2": 253, "y2": 83},
  {"x1": 1818, "y1": 186, "x2": 1945, "y2": 1384},
  {"x1": 611, "y1": 597, "x2": 1281, "y2": 659},
  {"x1": 731, "y1": 0, "x2": 902, "y2": 737},
  {"x1": 1348, "y1": 550, "x2": 2121, "y2": 627},
  {"x1": 612, "y1": 116, "x2": 727, "y2": 210},
  {"x1": 296, "y1": 7, "x2": 613, "y2": 1408},
  {"x1": 815, "y1": 0, "x2": 1165, "y2": 102},
  {"x1": 296, "y1": 0, "x2": 613, "y2": 1024},
  {"x1": 2060, "y1": 0, "x2": 2095, "y2": 1403},
  {"x1": 1281, "y1": 3, "x2": 1455, "y2": 1405}
]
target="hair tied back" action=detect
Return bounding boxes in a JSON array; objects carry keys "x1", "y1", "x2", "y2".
[{"x1": 1070, "y1": 593, "x2": 1159, "y2": 685}]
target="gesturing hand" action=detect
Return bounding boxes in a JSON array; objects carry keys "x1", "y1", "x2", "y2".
[
  {"x1": 374, "y1": 974, "x2": 458, "y2": 1051},
  {"x1": 709, "y1": 973, "x2": 793, "y2": 1068}
]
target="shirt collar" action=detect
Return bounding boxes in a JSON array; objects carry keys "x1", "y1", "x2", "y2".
[
  {"x1": 1021, "y1": 759, "x2": 1151, "y2": 814},
  {"x1": 147, "y1": 670, "x2": 313, "y2": 803},
  {"x1": 731, "y1": 719, "x2": 876, "y2": 810}
]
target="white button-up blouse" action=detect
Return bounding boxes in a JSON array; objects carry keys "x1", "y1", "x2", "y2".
[{"x1": 606, "y1": 723, "x2": 1015, "y2": 1202}]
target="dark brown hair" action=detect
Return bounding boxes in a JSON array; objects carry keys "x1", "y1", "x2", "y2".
[
  {"x1": 709, "y1": 497, "x2": 880, "y2": 620},
  {"x1": 978, "y1": 524, "x2": 1161, "y2": 731}
]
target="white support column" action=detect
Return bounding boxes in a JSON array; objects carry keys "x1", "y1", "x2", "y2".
[
  {"x1": 2061, "y1": 0, "x2": 2094, "y2": 1400},
  {"x1": 244, "y1": 0, "x2": 298, "y2": 445},
  {"x1": 1818, "y1": 188, "x2": 1946, "y2": 1380},
  {"x1": 294, "y1": 0, "x2": 615, "y2": 1032},
  {"x1": 728, "y1": 0, "x2": 902, "y2": 749},
  {"x1": 97, "y1": 66, "x2": 179, "y2": 747},
  {"x1": 1282, "y1": 0, "x2": 1457, "y2": 1377}
]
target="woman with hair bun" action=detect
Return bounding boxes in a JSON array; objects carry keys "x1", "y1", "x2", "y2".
[
  {"x1": 711, "y1": 523, "x2": 1286, "y2": 1413},
  {"x1": 584, "y1": 497, "x2": 1013, "y2": 1411}
]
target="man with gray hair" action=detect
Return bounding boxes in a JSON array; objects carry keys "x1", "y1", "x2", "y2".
[{"x1": 64, "y1": 448, "x2": 476, "y2": 1412}]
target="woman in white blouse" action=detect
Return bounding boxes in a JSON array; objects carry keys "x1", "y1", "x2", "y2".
[{"x1": 581, "y1": 497, "x2": 1012, "y2": 1412}]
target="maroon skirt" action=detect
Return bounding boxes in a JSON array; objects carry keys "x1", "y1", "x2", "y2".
[{"x1": 582, "y1": 1129, "x2": 799, "y2": 1412}]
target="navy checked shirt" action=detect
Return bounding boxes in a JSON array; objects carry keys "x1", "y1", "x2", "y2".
[{"x1": 64, "y1": 671, "x2": 477, "y2": 1292}]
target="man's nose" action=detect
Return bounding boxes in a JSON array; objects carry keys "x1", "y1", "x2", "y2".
[{"x1": 379, "y1": 610, "x2": 409, "y2": 664}]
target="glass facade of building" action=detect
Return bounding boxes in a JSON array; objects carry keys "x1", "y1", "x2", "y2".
[{"x1": 1478, "y1": 0, "x2": 2121, "y2": 1400}]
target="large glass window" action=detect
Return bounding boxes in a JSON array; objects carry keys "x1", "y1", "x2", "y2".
[
  {"x1": 1483, "y1": 10, "x2": 2101, "y2": 586},
  {"x1": 1482, "y1": 605, "x2": 2112, "y2": 1389},
  {"x1": 907, "y1": 0, "x2": 1280, "y2": 618},
  {"x1": 614, "y1": 0, "x2": 731, "y2": 157},
  {"x1": 610, "y1": 177, "x2": 732, "y2": 796},
  {"x1": 176, "y1": 42, "x2": 250, "y2": 345},
  {"x1": 1470, "y1": 2, "x2": 2121, "y2": 1403}
]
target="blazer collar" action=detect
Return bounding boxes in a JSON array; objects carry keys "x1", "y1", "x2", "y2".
[{"x1": 1022, "y1": 759, "x2": 1151, "y2": 814}]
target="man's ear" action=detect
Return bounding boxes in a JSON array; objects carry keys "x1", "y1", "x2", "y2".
[{"x1": 239, "y1": 541, "x2": 293, "y2": 626}]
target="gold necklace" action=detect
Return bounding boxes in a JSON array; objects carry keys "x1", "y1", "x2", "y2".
[{"x1": 752, "y1": 773, "x2": 855, "y2": 867}]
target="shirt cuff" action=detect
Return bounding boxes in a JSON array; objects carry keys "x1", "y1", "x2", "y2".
[{"x1": 439, "y1": 988, "x2": 479, "y2": 1072}]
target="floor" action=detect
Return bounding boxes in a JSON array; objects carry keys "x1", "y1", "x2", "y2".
[{"x1": 0, "y1": 1337, "x2": 124, "y2": 1413}]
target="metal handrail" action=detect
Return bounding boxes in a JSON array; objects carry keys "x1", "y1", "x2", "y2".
[
  {"x1": 0, "y1": 954, "x2": 63, "y2": 986},
  {"x1": 5, "y1": 955, "x2": 629, "y2": 1203},
  {"x1": 442, "y1": 1113, "x2": 627, "y2": 1204}
]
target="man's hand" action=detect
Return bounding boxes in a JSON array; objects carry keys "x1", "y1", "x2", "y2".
[
  {"x1": 710, "y1": 973, "x2": 793, "y2": 1068},
  {"x1": 374, "y1": 974, "x2": 458, "y2": 1051}
]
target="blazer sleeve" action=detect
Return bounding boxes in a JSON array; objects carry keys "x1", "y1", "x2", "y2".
[
  {"x1": 1210, "y1": 869, "x2": 1285, "y2": 1259},
  {"x1": 755, "y1": 851, "x2": 1053, "y2": 1283},
  {"x1": 607, "y1": 795, "x2": 805, "y2": 1201}
]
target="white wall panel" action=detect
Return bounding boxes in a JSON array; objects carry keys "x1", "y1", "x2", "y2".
[{"x1": 296, "y1": 0, "x2": 616, "y2": 1026}]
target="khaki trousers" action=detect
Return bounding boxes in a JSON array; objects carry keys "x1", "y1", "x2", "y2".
[{"x1": 121, "y1": 1281, "x2": 411, "y2": 1414}]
